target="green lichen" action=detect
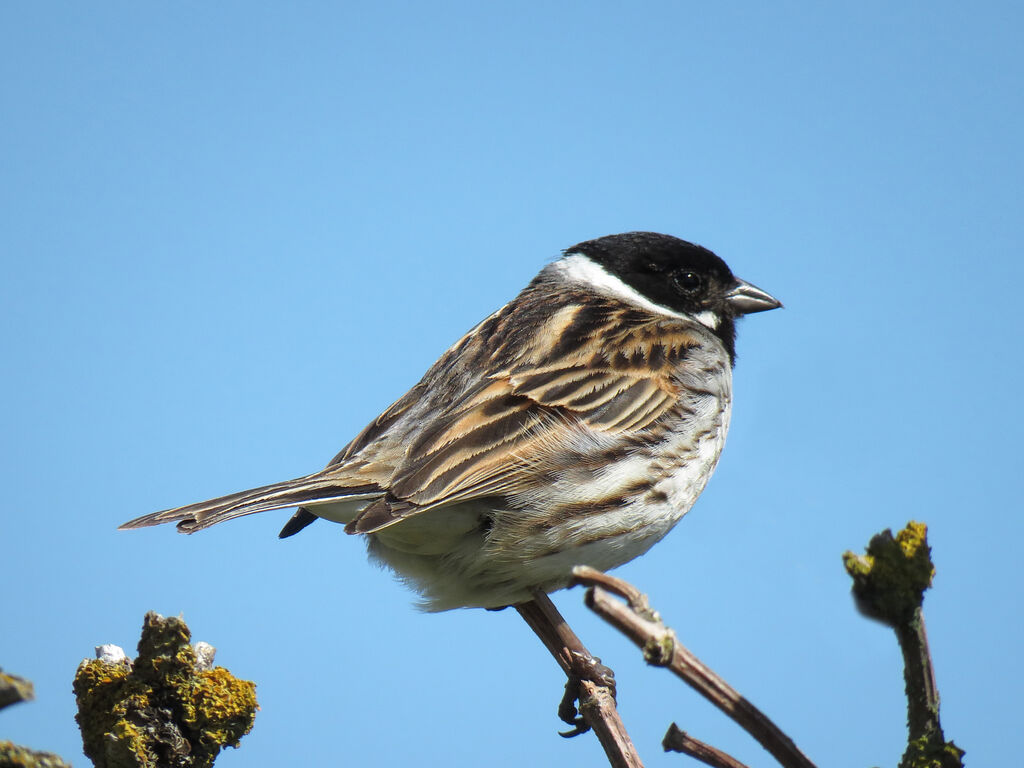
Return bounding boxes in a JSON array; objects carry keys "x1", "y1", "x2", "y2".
[
  {"x1": 846, "y1": 523, "x2": 964, "y2": 768},
  {"x1": 0, "y1": 741, "x2": 72, "y2": 768},
  {"x1": 0, "y1": 670, "x2": 71, "y2": 767},
  {"x1": 641, "y1": 634, "x2": 675, "y2": 667},
  {"x1": 900, "y1": 734, "x2": 965, "y2": 768},
  {"x1": 74, "y1": 612, "x2": 257, "y2": 768},
  {"x1": 0, "y1": 671, "x2": 35, "y2": 711},
  {"x1": 73, "y1": 656, "x2": 151, "y2": 768},
  {"x1": 843, "y1": 521, "x2": 934, "y2": 626}
]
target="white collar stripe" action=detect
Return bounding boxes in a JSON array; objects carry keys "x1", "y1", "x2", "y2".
[
  {"x1": 552, "y1": 253, "x2": 697, "y2": 322},
  {"x1": 552, "y1": 253, "x2": 722, "y2": 332}
]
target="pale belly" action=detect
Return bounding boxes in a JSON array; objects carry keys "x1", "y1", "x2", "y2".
[{"x1": 366, "y1": 396, "x2": 732, "y2": 611}]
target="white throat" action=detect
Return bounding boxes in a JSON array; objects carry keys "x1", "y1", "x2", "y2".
[{"x1": 551, "y1": 253, "x2": 721, "y2": 331}]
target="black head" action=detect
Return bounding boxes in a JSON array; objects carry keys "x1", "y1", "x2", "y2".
[{"x1": 564, "y1": 231, "x2": 781, "y2": 361}]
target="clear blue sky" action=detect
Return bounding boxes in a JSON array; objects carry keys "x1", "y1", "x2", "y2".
[{"x1": 3, "y1": 3, "x2": 1021, "y2": 766}]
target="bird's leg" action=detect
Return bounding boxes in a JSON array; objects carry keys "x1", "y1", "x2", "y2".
[{"x1": 515, "y1": 590, "x2": 616, "y2": 736}]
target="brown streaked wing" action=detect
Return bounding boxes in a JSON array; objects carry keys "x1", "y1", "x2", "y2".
[
  {"x1": 347, "y1": 320, "x2": 704, "y2": 534},
  {"x1": 284, "y1": 381, "x2": 430, "y2": 534}
]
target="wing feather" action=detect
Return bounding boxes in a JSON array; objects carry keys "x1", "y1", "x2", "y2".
[{"x1": 346, "y1": 319, "x2": 705, "y2": 534}]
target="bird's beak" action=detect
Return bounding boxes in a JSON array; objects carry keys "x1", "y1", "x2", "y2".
[{"x1": 725, "y1": 278, "x2": 783, "y2": 315}]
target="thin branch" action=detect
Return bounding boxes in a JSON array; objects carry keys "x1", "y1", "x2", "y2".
[
  {"x1": 572, "y1": 566, "x2": 817, "y2": 768},
  {"x1": 515, "y1": 594, "x2": 577, "y2": 676},
  {"x1": 516, "y1": 593, "x2": 643, "y2": 768},
  {"x1": 579, "y1": 679, "x2": 642, "y2": 768},
  {"x1": 896, "y1": 608, "x2": 940, "y2": 740},
  {"x1": 663, "y1": 723, "x2": 751, "y2": 768}
]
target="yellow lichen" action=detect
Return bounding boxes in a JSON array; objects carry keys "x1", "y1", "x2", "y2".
[
  {"x1": 0, "y1": 740, "x2": 72, "y2": 768},
  {"x1": 843, "y1": 521, "x2": 935, "y2": 626},
  {"x1": 74, "y1": 612, "x2": 257, "y2": 768},
  {"x1": 900, "y1": 734, "x2": 965, "y2": 768}
]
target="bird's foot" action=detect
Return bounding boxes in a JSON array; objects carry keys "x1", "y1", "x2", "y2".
[{"x1": 557, "y1": 651, "x2": 617, "y2": 738}]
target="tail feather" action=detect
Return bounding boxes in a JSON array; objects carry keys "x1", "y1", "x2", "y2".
[
  {"x1": 120, "y1": 471, "x2": 382, "y2": 534},
  {"x1": 279, "y1": 507, "x2": 319, "y2": 538}
]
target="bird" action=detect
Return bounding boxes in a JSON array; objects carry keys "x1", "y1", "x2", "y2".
[{"x1": 121, "y1": 232, "x2": 781, "y2": 612}]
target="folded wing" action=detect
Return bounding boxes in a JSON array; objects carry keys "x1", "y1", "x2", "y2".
[{"x1": 346, "y1": 321, "x2": 703, "y2": 534}]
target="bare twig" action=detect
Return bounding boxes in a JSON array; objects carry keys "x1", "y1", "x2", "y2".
[
  {"x1": 572, "y1": 566, "x2": 816, "y2": 768},
  {"x1": 516, "y1": 593, "x2": 643, "y2": 768},
  {"x1": 897, "y1": 609, "x2": 940, "y2": 741},
  {"x1": 579, "y1": 679, "x2": 641, "y2": 768},
  {"x1": 663, "y1": 723, "x2": 751, "y2": 768}
]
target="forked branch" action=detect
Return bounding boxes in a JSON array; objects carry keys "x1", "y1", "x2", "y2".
[
  {"x1": 516, "y1": 593, "x2": 643, "y2": 768},
  {"x1": 570, "y1": 566, "x2": 817, "y2": 768}
]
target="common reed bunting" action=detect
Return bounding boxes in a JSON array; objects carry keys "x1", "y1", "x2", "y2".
[{"x1": 122, "y1": 232, "x2": 781, "y2": 611}]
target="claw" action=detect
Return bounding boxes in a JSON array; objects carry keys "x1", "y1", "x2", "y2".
[
  {"x1": 514, "y1": 593, "x2": 618, "y2": 738},
  {"x1": 558, "y1": 721, "x2": 590, "y2": 739},
  {"x1": 557, "y1": 677, "x2": 590, "y2": 737},
  {"x1": 555, "y1": 652, "x2": 618, "y2": 738}
]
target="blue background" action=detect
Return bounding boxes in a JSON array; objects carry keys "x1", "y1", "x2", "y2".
[{"x1": 3, "y1": 3, "x2": 1021, "y2": 766}]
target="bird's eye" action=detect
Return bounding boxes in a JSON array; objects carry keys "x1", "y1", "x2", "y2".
[{"x1": 673, "y1": 271, "x2": 703, "y2": 293}]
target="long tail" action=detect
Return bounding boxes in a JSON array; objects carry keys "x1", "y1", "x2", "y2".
[{"x1": 120, "y1": 469, "x2": 382, "y2": 534}]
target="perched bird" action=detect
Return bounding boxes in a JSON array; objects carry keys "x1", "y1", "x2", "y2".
[{"x1": 122, "y1": 232, "x2": 780, "y2": 611}]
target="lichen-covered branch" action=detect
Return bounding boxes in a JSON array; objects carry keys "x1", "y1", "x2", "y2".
[
  {"x1": 843, "y1": 521, "x2": 964, "y2": 768},
  {"x1": 0, "y1": 670, "x2": 35, "y2": 712},
  {"x1": 73, "y1": 612, "x2": 257, "y2": 768},
  {"x1": 0, "y1": 741, "x2": 73, "y2": 768},
  {"x1": 0, "y1": 669, "x2": 73, "y2": 768},
  {"x1": 571, "y1": 566, "x2": 816, "y2": 768}
]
